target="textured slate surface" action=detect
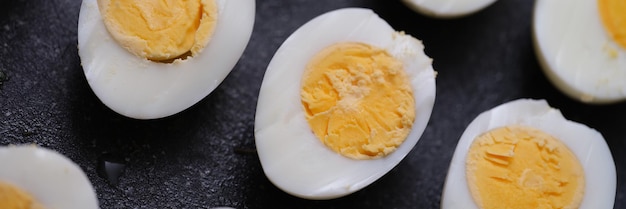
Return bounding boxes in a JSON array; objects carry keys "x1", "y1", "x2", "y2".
[{"x1": 0, "y1": 0, "x2": 624, "y2": 208}]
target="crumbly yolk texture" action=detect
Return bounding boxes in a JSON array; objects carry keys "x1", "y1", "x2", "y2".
[
  {"x1": 0, "y1": 181, "x2": 45, "y2": 209},
  {"x1": 300, "y1": 42, "x2": 415, "y2": 160},
  {"x1": 98, "y1": 0, "x2": 217, "y2": 61},
  {"x1": 599, "y1": 0, "x2": 626, "y2": 49},
  {"x1": 465, "y1": 126, "x2": 585, "y2": 209}
]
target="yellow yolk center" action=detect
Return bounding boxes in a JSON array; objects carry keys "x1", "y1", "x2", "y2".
[
  {"x1": 465, "y1": 126, "x2": 585, "y2": 209},
  {"x1": 0, "y1": 181, "x2": 45, "y2": 209},
  {"x1": 599, "y1": 0, "x2": 626, "y2": 49},
  {"x1": 98, "y1": 0, "x2": 217, "y2": 61},
  {"x1": 300, "y1": 42, "x2": 416, "y2": 160}
]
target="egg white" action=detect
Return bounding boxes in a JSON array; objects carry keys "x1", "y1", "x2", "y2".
[
  {"x1": 0, "y1": 145, "x2": 99, "y2": 209},
  {"x1": 254, "y1": 8, "x2": 436, "y2": 200},
  {"x1": 441, "y1": 99, "x2": 616, "y2": 209},
  {"x1": 77, "y1": 0, "x2": 255, "y2": 119},
  {"x1": 401, "y1": 0, "x2": 497, "y2": 18},
  {"x1": 533, "y1": 0, "x2": 626, "y2": 104}
]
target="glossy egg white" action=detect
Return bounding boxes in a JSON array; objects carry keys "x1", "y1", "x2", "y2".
[
  {"x1": 254, "y1": 8, "x2": 437, "y2": 200},
  {"x1": 0, "y1": 145, "x2": 99, "y2": 209},
  {"x1": 441, "y1": 99, "x2": 616, "y2": 209},
  {"x1": 401, "y1": 0, "x2": 497, "y2": 18},
  {"x1": 77, "y1": 0, "x2": 255, "y2": 119},
  {"x1": 533, "y1": 0, "x2": 626, "y2": 104}
]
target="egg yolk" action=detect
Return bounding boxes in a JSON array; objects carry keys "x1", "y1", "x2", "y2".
[
  {"x1": 98, "y1": 0, "x2": 217, "y2": 61},
  {"x1": 465, "y1": 126, "x2": 585, "y2": 209},
  {"x1": 599, "y1": 0, "x2": 626, "y2": 49},
  {"x1": 300, "y1": 42, "x2": 415, "y2": 160},
  {"x1": 0, "y1": 181, "x2": 45, "y2": 209}
]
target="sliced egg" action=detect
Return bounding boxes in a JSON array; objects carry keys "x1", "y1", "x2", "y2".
[
  {"x1": 401, "y1": 0, "x2": 497, "y2": 18},
  {"x1": 533, "y1": 0, "x2": 626, "y2": 104},
  {"x1": 441, "y1": 99, "x2": 616, "y2": 209},
  {"x1": 0, "y1": 145, "x2": 99, "y2": 209},
  {"x1": 254, "y1": 8, "x2": 436, "y2": 200},
  {"x1": 77, "y1": 0, "x2": 255, "y2": 119}
]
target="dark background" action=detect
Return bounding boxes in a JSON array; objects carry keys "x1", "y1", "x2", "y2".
[{"x1": 0, "y1": 0, "x2": 624, "y2": 208}]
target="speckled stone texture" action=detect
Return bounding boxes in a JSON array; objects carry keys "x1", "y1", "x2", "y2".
[{"x1": 0, "y1": 0, "x2": 624, "y2": 208}]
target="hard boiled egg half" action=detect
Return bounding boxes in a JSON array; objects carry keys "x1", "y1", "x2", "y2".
[
  {"x1": 78, "y1": 0, "x2": 255, "y2": 119},
  {"x1": 441, "y1": 99, "x2": 616, "y2": 209},
  {"x1": 254, "y1": 8, "x2": 436, "y2": 200},
  {"x1": 534, "y1": 0, "x2": 626, "y2": 104},
  {"x1": 0, "y1": 145, "x2": 99, "y2": 209},
  {"x1": 401, "y1": 0, "x2": 497, "y2": 18}
]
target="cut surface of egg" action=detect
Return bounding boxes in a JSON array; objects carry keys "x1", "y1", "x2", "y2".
[
  {"x1": 401, "y1": 0, "x2": 497, "y2": 18},
  {"x1": 255, "y1": 8, "x2": 436, "y2": 200},
  {"x1": 78, "y1": 0, "x2": 255, "y2": 119},
  {"x1": 533, "y1": 0, "x2": 626, "y2": 104},
  {"x1": 0, "y1": 145, "x2": 99, "y2": 209},
  {"x1": 441, "y1": 99, "x2": 616, "y2": 209}
]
